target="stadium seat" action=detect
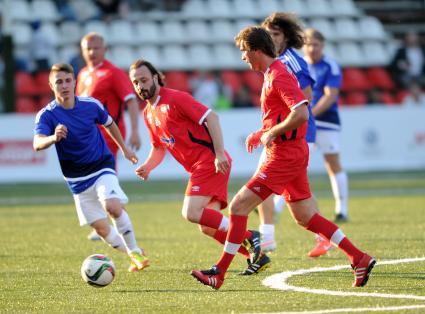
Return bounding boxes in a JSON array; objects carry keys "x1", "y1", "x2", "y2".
[
  {"x1": 361, "y1": 42, "x2": 391, "y2": 66},
  {"x1": 161, "y1": 21, "x2": 186, "y2": 44},
  {"x1": 210, "y1": 20, "x2": 235, "y2": 43},
  {"x1": 58, "y1": 45, "x2": 80, "y2": 64},
  {"x1": 366, "y1": 67, "x2": 395, "y2": 90},
  {"x1": 135, "y1": 46, "x2": 161, "y2": 66},
  {"x1": 250, "y1": 91, "x2": 261, "y2": 107},
  {"x1": 305, "y1": 0, "x2": 330, "y2": 17},
  {"x1": 109, "y1": 20, "x2": 134, "y2": 45},
  {"x1": 358, "y1": 16, "x2": 388, "y2": 40},
  {"x1": 135, "y1": 22, "x2": 161, "y2": 44},
  {"x1": 15, "y1": 72, "x2": 38, "y2": 96},
  {"x1": 8, "y1": 0, "x2": 32, "y2": 22},
  {"x1": 309, "y1": 18, "x2": 337, "y2": 41},
  {"x1": 109, "y1": 46, "x2": 136, "y2": 69},
  {"x1": 59, "y1": 21, "x2": 82, "y2": 45},
  {"x1": 161, "y1": 45, "x2": 189, "y2": 70},
  {"x1": 38, "y1": 95, "x2": 54, "y2": 109},
  {"x1": 70, "y1": 0, "x2": 99, "y2": 21},
  {"x1": 324, "y1": 42, "x2": 339, "y2": 60},
  {"x1": 220, "y1": 70, "x2": 243, "y2": 95},
  {"x1": 233, "y1": 0, "x2": 258, "y2": 19},
  {"x1": 10, "y1": 23, "x2": 32, "y2": 46},
  {"x1": 83, "y1": 20, "x2": 109, "y2": 41},
  {"x1": 181, "y1": 0, "x2": 208, "y2": 18},
  {"x1": 329, "y1": 0, "x2": 359, "y2": 16},
  {"x1": 213, "y1": 44, "x2": 244, "y2": 69},
  {"x1": 282, "y1": 0, "x2": 308, "y2": 18},
  {"x1": 16, "y1": 97, "x2": 38, "y2": 113},
  {"x1": 341, "y1": 68, "x2": 371, "y2": 92},
  {"x1": 34, "y1": 71, "x2": 53, "y2": 96},
  {"x1": 257, "y1": 0, "x2": 280, "y2": 16},
  {"x1": 395, "y1": 90, "x2": 409, "y2": 103},
  {"x1": 186, "y1": 21, "x2": 210, "y2": 43},
  {"x1": 334, "y1": 18, "x2": 360, "y2": 41},
  {"x1": 164, "y1": 71, "x2": 191, "y2": 93},
  {"x1": 187, "y1": 44, "x2": 213, "y2": 70},
  {"x1": 40, "y1": 22, "x2": 61, "y2": 47},
  {"x1": 242, "y1": 71, "x2": 263, "y2": 94},
  {"x1": 337, "y1": 42, "x2": 364, "y2": 67},
  {"x1": 234, "y1": 19, "x2": 257, "y2": 33},
  {"x1": 205, "y1": 0, "x2": 233, "y2": 18},
  {"x1": 380, "y1": 91, "x2": 398, "y2": 105},
  {"x1": 344, "y1": 91, "x2": 367, "y2": 106},
  {"x1": 30, "y1": 0, "x2": 60, "y2": 22}
]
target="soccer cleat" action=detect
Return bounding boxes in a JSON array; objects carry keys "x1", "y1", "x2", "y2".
[
  {"x1": 260, "y1": 239, "x2": 277, "y2": 253},
  {"x1": 239, "y1": 254, "x2": 271, "y2": 276},
  {"x1": 87, "y1": 229, "x2": 102, "y2": 241},
  {"x1": 129, "y1": 251, "x2": 150, "y2": 272},
  {"x1": 334, "y1": 213, "x2": 349, "y2": 223},
  {"x1": 352, "y1": 253, "x2": 376, "y2": 287},
  {"x1": 191, "y1": 265, "x2": 224, "y2": 290},
  {"x1": 308, "y1": 237, "x2": 334, "y2": 258},
  {"x1": 242, "y1": 230, "x2": 262, "y2": 263}
]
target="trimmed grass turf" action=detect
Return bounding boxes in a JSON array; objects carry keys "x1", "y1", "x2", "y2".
[{"x1": 0, "y1": 172, "x2": 424, "y2": 313}]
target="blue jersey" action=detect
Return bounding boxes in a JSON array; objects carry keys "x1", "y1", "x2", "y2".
[
  {"x1": 279, "y1": 48, "x2": 316, "y2": 143},
  {"x1": 34, "y1": 96, "x2": 115, "y2": 194},
  {"x1": 306, "y1": 55, "x2": 342, "y2": 131}
]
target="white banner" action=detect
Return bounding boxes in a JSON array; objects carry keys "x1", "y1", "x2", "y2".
[{"x1": 0, "y1": 106, "x2": 424, "y2": 183}]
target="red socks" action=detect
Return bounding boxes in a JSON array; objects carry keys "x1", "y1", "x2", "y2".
[{"x1": 199, "y1": 208, "x2": 224, "y2": 229}]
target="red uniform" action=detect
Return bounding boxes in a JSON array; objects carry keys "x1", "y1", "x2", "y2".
[
  {"x1": 76, "y1": 60, "x2": 136, "y2": 157},
  {"x1": 246, "y1": 60, "x2": 311, "y2": 202},
  {"x1": 144, "y1": 87, "x2": 231, "y2": 208}
]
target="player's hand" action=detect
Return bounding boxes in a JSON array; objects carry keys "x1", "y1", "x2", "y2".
[
  {"x1": 214, "y1": 151, "x2": 230, "y2": 174},
  {"x1": 53, "y1": 124, "x2": 68, "y2": 142},
  {"x1": 129, "y1": 132, "x2": 141, "y2": 151},
  {"x1": 260, "y1": 130, "x2": 276, "y2": 147},
  {"x1": 123, "y1": 147, "x2": 138, "y2": 164},
  {"x1": 245, "y1": 131, "x2": 262, "y2": 153},
  {"x1": 135, "y1": 164, "x2": 151, "y2": 181}
]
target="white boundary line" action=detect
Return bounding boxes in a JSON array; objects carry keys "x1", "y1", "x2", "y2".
[{"x1": 259, "y1": 257, "x2": 425, "y2": 314}]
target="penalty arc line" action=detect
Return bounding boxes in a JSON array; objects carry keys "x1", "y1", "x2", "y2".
[{"x1": 258, "y1": 257, "x2": 425, "y2": 313}]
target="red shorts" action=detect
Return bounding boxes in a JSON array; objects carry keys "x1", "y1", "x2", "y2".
[
  {"x1": 185, "y1": 158, "x2": 232, "y2": 210},
  {"x1": 246, "y1": 140, "x2": 311, "y2": 202}
]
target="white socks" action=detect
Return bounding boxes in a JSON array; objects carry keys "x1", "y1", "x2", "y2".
[
  {"x1": 103, "y1": 226, "x2": 127, "y2": 253},
  {"x1": 330, "y1": 171, "x2": 349, "y2": 216},
  {"x1": 112, "y1": 210, "x2": 141, "y2": 254},
  {"x1": 259, "y1": 224, "x2": 275, "y2": 242},
  {"x1": 273, "y1": 194, "x2": 286, "y2": 213}
]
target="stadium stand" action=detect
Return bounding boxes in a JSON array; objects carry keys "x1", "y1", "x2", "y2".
[{"x1": 4, "y1": 0, "x2": 424, "y2": 113}]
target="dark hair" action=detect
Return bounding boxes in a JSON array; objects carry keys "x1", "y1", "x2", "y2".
[
  {"x1": 234, "y1": 26, "x2": 276, "y2": 58},
  {"x1": 262, "y1": 12, "x2": 305, "y2": 49},
  {"x1": 129, "y1": 59, "x2": 165, "y2": 86},
  {"x1": 50, "y1": 63, "x2": 74, "y2": 77}
]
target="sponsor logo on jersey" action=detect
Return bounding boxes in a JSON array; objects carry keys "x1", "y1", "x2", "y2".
[
  {"x1": 192, "y1": 186, "x2": 200, "y2": 192},
  {"x1": 160, "y1": 135, "x2": 175, "y2": 148},
  {"x1": 160, "y1": 104, "x2": 170, "y2": 113}
]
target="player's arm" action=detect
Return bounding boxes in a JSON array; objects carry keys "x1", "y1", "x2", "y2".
[
  {"x1": 135, "y1": 145, "x2": 166, "y2": 181},
  {"x1": 126, "y1": 97, "x2": 141, "y2": 151},
  {"x1": 33, "y1": 124, "x2": 67, "y2": 151},
  {"x1": 205, "y1": 111, "x2": 230, "y2": 174},
  {"x1": 312, "y1": 86, "x2": 339, "y2": 117},
  {"x1": 104, "y1": 119, "x2": 138, "y2": 164},
  {"x1": 261, "y1": 103, "x2": 309, "y2": 147},
  {"x1": 302, "y1": 85, "x2": 313, "y2": 103}
]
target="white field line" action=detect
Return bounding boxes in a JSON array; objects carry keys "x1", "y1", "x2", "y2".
[{"x1": 257, "y1": 257, "x2": 425, "y2": 314}]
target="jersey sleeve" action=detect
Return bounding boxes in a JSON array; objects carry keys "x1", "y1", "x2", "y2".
[
  {"x1": 34, "y1": 109, "x2": 54, "y2": 136},
  {"x1": 273, "y1": 75, "x2": 308, "y2": 110},
  {"x1": 91, "y1": 98, "x2": 111, "y2": 125},
  {"x1": 175, "y1": 91, "x2": 211, "y2": 125},
  {"x1": 324, "y1": 61, "x2": 342, "y2": 89},
  {"x1": 112, "y1": 68, "x2": 137, "y2": 102},
  {"x1": 295, "y1": 68, "x2": 315, "y2": 90}
]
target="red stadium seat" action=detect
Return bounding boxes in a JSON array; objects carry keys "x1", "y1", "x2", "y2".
[
  {"x1": 15, "y1": 71, "x2": 38, "y2": 96},
  {"x1": 38, "y1": 95, "x2": 54, "y2": 109},
  {"x1": 380, "y1": 91, "x2": 398, "y2": 105},
  {"x1": 250, "y1": 92, "x2": 261, "y2": 107},
  {"x1": 220, "y1": 70, "x2": 243, "y2": 95},
  {"x1": 241, "y1": 70, "x2": 263, "y2": 94},
  {"x1": 345, "y1": 91, "x2": 367, "y2": 106},
  {"x1": 341, "y1": 68, "x2": 371, "y2": 92},
  {"x1": 366, "y1": 67, "x2": 395, "y2": 90},
  {"x1": 16, "y1": 97, "x2": 38, "y2": 113},
  {"x1": 34, "y1": 71, "x2": 53, "y2": 96},
  {"x1": 395, "y1": 89, "x2": 409, "y2": 103},
  {"x1": 164, "y1": 71, "x2": 191, "y2": 93}
]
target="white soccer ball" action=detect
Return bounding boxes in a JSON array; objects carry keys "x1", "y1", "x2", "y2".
[{"x1": 81, "y1": 254, "x2": 115, "y2": 287}]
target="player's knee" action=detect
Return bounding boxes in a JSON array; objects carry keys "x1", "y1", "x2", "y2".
[
  {"x1": 182, "y1": 206, "x2": 202, "y2": 223},
  {"x1": 91, "y1": 222, "x2": 110, "y2": 238},
  {"x1": 105, "y1": 201, "x2": 122, "y2": 218},
  {"x1": 229, "y1": 197, "x2": 245, "y2": 215},
  {"x1": 198, "y1": 224, "x2": 215, "y2": 236}
]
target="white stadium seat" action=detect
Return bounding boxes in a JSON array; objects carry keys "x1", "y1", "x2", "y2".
[
  {"x1": 161, "y1": 45, "x2": 189, "y2": 70},
  {"x1": 337, "y1": 42, "x2": 364, "y2": 66},
  {"x1": 358, "y1": 17, "x2": 388, "y2": 40},
  {"x1": 233, "y1": 0, "x2": 258, "y2": 19},
  {"x1": 329, "y1": 0, "x2": 359, "y2": 17},
  {"x1": 205, "y1": 0, "x2": 233, "y2": 18},
  {"x1": 70, "y1": 0, "x2": 99, "y2": 21},
  {"x1": 213, "y1": 44, "x2": 245, "y2": 69},
  {"x1": 257, "y1": 0, "x2": 280, "y2": 17},
  {"x1": 324, "y1": 42, "x2": 339, "y2": 60},
  {"x1": 58, "y1": 45, "x2": 80, "y2": 64},
  {"x1": 282, "y1": 0, "x2": 309, "y2": 18},
  {"x1": 135, "y1": 22, "x2": 161, "y2": 44},
  {"x1": 40, "y1": 22, "x2": 60, "y2": 47},
  {"x1": 186, "y1": 21, "x2": 210, "y2": 43},
  {"x1": 135, "y1": 46, "x2": 161, "y2": 66},
  {"x1": 161, "y1": 21, "x2": 186, "y2": 44},
  {"x1": 108, "y1": 20, "x2": 134, "y2": 45},
  {"x1": 10, "y1": 23, "x2": 32, "y2": 46},
  {"x1": 109, "y1": 46, "x2": 136, "y2": 69},
  {"x1": 83, "y1": 20, "x2": 109, "y2": 42},
  {"x1": 361, "y1": 41, "x2": 391, "y2": 66},
  {"x1": 181, "y1": 0, "x2": 208, "y2": 18},
  {"x1": 309, "y1": 18, "x2": 337, "y2": 41},
  {"x1": 59, "y1": 21, "x2": 82, "y2": 45},
  {"x1": 210, "y1": 20, "x2": 235, "y2": 43},
  {"x1": 187, "y1": 44, "x2": 213, "y2": 70},
  {"x1": 8, "y1": 0, "x2": 32, "y2": 22},
  {"x1": 305, "y1": 0, "x2": 330, "y2": 17},
  {"x1": 334, "y1": 18, "x2": 361, "y2": 41},
  {"x1": 31, "y1": 0, "x2": 60, "y2": 22},
  {"x1": 234, "y1": 19, "x2": 257, "y2": 33}
]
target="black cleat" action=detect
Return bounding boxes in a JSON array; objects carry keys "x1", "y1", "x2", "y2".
[
  {"x1": 242, "y1": 230, "x2": 262, "y2": 264},
  {"x1": 239, "y1": 254, "x2": 271, "y2": 276},
  {"x1": 334, "y1": 213, "x2": 348, "y2": 223}
]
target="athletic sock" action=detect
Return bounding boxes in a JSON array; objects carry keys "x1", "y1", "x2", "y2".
[
  {"x1": 306, "y1": 213, "x2": 363, "y2": 265},
  {"x1": 273, "y1": 194, "x2": 286, "y2": 213},
  {"x1": 259, "y1": 224, "x2": 275, "y2": 242},
  {"x1": 199, "y1": 208, "x2": 228, "y2": 231},
  {"x1": 330, "y1": 171, "x2": 349, "y2": 216},
  {"x1": 216, "y1": 214, "x2": 248, "y2": 275},
  {"x1": 112, "y1": 210, "x2": 141, "y2": 254},
  {"x1": 213, "y1": 230, "x2": 250, "y2": 258},
  {"x1": 102, "y1": 226, "x2": 127, "y2": 253}
]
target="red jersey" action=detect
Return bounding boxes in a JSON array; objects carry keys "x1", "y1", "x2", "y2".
[
  {"x1": 144, "y1": 87, "x2": 222, "y2": 173},
  {"x1": 76, "y1": 60, "x2": 136, "y2": 154},
  {"x1": 261, "y1": 60, "x2": 308, "y2": 158}
]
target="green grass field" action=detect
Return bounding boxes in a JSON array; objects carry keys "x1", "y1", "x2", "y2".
[{"x1": 1, "y1": 171, "x2": 425, "y2": 313}]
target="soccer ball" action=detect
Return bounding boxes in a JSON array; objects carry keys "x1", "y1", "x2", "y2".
[{"x1": 81, "y1": 254, "x2": 115, "y2": 287}]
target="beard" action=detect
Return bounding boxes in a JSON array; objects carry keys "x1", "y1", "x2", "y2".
[{"x1": 139, "y1": 83, "x2": 157, "y2": 100}]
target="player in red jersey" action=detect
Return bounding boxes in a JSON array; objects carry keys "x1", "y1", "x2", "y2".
[
  {"x1": 129, "y1": 59, "x2": 270, "y2": 275},
  {"x1": 77, "y1": 32, "x2": 141, "y2": 157},
  {"x1": 76, "y1": 32, "x2": 141, "y2": 241},
  {"x1": 191, "y1": 26, "x2": 375, "y2": 290}
]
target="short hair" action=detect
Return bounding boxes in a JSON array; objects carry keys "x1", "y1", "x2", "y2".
[
  {"x1": 80, "y1": 32, "x2": 105, "y2": 46},
  {"x1": 129, "y1": 59, "x2": 165, "y2": 86},
  {"x1": 50, "y1": 63, "x2": 74, "y2": 78},
  {"x1": 261, "y1": 12, "x2": 305, "y2": 49},
  {"x1": 234, "y1": 26, "x2": 276, "y2": 58},
  {"x1": 304, "y1": 28, "x2": 326, "y2": 43}
]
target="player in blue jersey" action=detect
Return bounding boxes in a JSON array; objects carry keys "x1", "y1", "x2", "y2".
[
  {"x1": 256, "y1": 13, "x2": 331, "y2": 257},
  {"x1": 303, "y1": 28, "x2": 349, "y2": 224},
  {"x1": 33, "y1": 63, "x2": 149, "y2": 273}
]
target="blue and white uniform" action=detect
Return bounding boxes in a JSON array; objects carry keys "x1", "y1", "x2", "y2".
[
  {"x1": 307, "y1": 55, "x2": 343, "y2": 153},
  {"x1": 34, "y1": 96, "x2": 128, "y2": 225}
]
